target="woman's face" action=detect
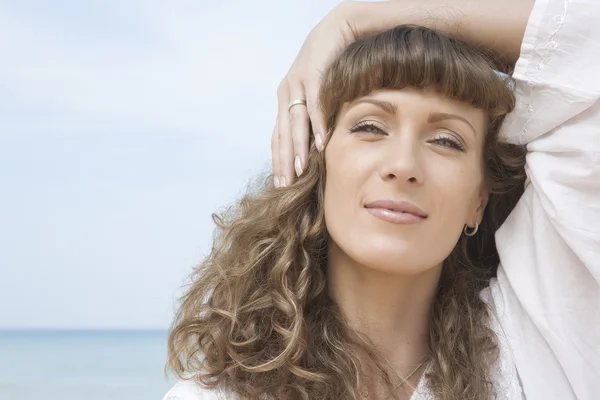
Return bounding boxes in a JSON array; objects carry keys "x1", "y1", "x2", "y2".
[{"x1": 324, "y1": 87, "x2": 488, "y2": 275}]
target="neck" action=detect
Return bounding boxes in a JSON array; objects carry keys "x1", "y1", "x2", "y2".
[{"x1": 327, "y1": 242, "x2": 441, "y2": 375}]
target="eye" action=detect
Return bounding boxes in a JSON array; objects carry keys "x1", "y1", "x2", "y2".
[
  {"x1": 349, "y1": 121, "x2": 387, "y2": 135},
  {"x1": 429, "y1": 135, "x2": 466, "y2": 152}
]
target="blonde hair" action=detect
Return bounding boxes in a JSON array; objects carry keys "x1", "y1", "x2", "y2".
[{"x1": 167, "y1": 25, "x2": 526, "y2": 399}]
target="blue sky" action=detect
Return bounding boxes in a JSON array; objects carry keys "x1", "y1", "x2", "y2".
[{"x1": 0, "y1": 0, "x2": 345, "y2": 329}]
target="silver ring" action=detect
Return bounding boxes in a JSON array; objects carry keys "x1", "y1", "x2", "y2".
[{"x1": 288, "y1": 98, "x2": 307, "y2": 112}]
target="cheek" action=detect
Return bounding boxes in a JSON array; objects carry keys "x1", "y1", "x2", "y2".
[
  {"x1": 323, "y1": 135, "x2": 371, "y2": 202},
  {"x1": 324, "y1": 146, "x2": 356, "y2": 216},
  {"x1": 323, "y1": 138, "x2": 370, "y2": 245},
  {"x1": 428, "y1": 160, "x2": 484, "y2": 222}
]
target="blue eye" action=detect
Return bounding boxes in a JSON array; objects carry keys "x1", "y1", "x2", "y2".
[
  {"x1": 430, "y1": 136, "x2": 466, "y2": 151},
  {"x1": 350, "y1": 122, "x2": 387, "y2": 135}
]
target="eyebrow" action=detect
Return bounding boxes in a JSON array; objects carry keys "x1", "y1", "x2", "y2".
[{"x1": 351, "y1": 98, "x2": 477, "y2": 136}]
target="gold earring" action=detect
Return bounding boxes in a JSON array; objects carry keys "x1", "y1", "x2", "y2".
[{"x1": 464, "y1": 221, "x2": 479, "y2": 237}]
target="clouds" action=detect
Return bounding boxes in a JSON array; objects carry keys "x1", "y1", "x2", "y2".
[
  {"x1": 0, "y1": 0, "x2": 342, "y2": 328},
  {"x1": 0, "y1": 0, "x2": 337, "y2": 137}
]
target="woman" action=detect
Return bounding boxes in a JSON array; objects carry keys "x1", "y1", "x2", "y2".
[{"x1": 164, "y1": 0, "x2": 599, "y2": 399}]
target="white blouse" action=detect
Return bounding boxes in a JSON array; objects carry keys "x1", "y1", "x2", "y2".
[{"x1": 163, "y1": 0, "x2": 600, "y2": 398}]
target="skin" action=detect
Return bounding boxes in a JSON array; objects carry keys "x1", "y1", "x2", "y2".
[{"x1": 324, "y1": 87, "x2": 489, "y2": 397}]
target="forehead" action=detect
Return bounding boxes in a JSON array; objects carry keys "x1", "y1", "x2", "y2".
[{"x1": 345, "y1": 87, "x2": 485, "y2": 119}]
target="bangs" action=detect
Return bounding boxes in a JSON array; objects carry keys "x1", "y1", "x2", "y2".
[{"x1": 319, "y1": 25, "x2": 515, "y2": 128}]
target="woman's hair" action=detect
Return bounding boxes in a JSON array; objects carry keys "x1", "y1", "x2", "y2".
[{"x1": 167, "y1": 26, "x2": 526, "y2": 399}]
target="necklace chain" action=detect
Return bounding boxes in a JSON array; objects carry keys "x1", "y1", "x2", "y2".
[
  {"x1": 381, "y1": 355, "x2": 429, "y2": 399},
  {"x1": 402, "y1": 356, "x2": 428, "y2": 381}
]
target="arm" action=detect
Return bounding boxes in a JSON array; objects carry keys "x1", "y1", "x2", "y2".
[
  {"x1": 484, "y1": 0, "x2": 600, "y2": 398},
  {"x1": 349, "y1": 0, "x2": 535, "y2": 65}
]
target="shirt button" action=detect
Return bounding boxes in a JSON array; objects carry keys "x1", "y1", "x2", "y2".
[
  {"x1": 553, "y1": 15, "x2": 564, "y2": 23},
  {"x1": 547, "y1": 40, "x2": 558, "y2": 49}
]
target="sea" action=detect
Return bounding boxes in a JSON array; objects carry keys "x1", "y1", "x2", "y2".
[{"x1": 0, "y1": 330, "x2": 179, "y2": 400}]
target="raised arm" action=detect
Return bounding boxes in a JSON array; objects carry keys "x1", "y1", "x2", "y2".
[
  {"x1": 352, "y1": 0, "x2": 534, "y2": 65},
  {"x1": 488, "y1": 0, "x2": 600, "y2": 398}
]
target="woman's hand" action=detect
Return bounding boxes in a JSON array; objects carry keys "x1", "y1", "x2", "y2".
[{"x1": 272, "y1": 1, "x2": 359, "y2": 188}]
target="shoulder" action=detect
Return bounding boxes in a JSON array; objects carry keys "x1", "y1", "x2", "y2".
[{"x1": 163, "y1": 379, "x2": 231, "y2": 400}]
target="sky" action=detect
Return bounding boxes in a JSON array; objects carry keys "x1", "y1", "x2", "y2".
[{"x1": 0, "y1": 0, "x2": 349, "y2": 329}]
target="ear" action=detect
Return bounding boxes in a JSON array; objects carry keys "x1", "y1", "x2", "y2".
[{"x1": 471, "y1": 187, "x2": 489, "y2": 224}]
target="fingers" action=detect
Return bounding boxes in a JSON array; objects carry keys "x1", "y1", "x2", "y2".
[
  {"x1": 288, "y1": 86, "x2": 310, "y2": 181},
  {"x1": 274, "y1": 77, "x2": 324, "y2": 187},
  {"x1": 305, "y1": 84, "x2": 326, "y2": 152},
  {"x1": 271, "y1": 118, "x2": 281, "y2": 188},
  {"x1": 276, "y1": 84, "x2": 295, "y2": 187}
]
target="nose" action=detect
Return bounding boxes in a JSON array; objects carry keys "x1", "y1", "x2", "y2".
[{"x1": 378, "y1": 133, "x2": 424, "y2": 185}]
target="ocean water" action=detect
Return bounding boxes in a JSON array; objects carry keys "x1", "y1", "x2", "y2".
[{"x1": 0, "y1": 330, "x2": 178, "y2": 400}]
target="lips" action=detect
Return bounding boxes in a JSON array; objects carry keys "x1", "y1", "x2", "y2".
[{"x1": 364, "y1": 200, "x2": 427, "y2": 224}]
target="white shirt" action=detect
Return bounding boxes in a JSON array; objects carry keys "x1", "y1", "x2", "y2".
[{"x1": 164, "y1": 0, "x2": 600, "y2": 398}]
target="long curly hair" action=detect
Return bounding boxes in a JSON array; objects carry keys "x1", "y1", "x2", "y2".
[{"x1": 167, "y1": 25, "x2": 526, "y2": 399}]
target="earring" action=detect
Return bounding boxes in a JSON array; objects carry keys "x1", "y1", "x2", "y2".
[{"x1": 464, "y1": 221, "x2": 479, "y2": 237}]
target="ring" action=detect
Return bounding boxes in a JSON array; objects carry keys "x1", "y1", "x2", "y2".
[{"x1": 288, "y1": 98, "x2": 307, "y2": 112}]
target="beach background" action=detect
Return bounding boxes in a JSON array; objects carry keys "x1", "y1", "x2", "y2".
[
  {"x1": 0, "y1": 1, "x2": 349, "y2": 399},
  {"x1": 0, "y1": 330, "x2": 176, "y2": 400}
]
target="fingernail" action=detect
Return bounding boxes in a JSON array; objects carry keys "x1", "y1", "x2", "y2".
[
  {"x1": 315, "y1": 133, "x2": 324, "y2": 152},
  {"x1": 294, "y1": 155, "x2": 303, "y2": 177},
  {"x1": 274, "y1": 176, "x2": 280, "y2": 187},
  {"x1": 279, "y1": 176, "x2": 287, "y2": 187}
]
